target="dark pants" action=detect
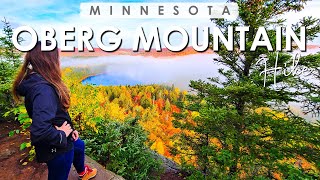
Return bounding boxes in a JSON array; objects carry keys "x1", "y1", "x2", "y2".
[{"x1": 46, "y1": 139, "x2": 85, "y2": 180}]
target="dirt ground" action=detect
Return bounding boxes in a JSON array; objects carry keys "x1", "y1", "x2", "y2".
[{"x1": 0, "y1": 120, "x2": 48, "y2": 180}]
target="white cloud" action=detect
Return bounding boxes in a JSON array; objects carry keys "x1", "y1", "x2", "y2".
[{"x1": 282, "y1": 1, "x2": 320, "y2": 25}]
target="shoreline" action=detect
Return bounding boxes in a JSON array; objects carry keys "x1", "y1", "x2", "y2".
[{"x1": 59, "y1": 44, "x2": 320, "y2": 58}]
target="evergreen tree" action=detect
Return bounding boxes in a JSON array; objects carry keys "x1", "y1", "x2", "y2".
[
  {"x1": 297, "y1": 50, "x2": 320, "y2": 117},
  {"x1": 140, "y1": 94, "x2": 152, "y2": 109},
  {"x1": 173, "y1": 1, "x2": 320, "y2": 179},
  {"x1": 165, "y1": 99, "x2": 171, "y2": 111},
  {"x1": 0, "y1": 18, "x2": 21, "y2": 67},
  {"x1": 0, "y1": 18, "x2": 22, "y2": 118}
]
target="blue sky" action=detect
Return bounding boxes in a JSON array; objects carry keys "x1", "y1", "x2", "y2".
[{"x1": 0, "y1": 0, "x2": 319, "y2": 48}]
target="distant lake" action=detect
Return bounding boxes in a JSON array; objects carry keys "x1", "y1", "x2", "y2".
[
  {"x1": 83, "y1": 74, "x2": 143, "y2": 86},
  {"x1": 62, "y1": 54, "x2": 220, "y2": 89}
]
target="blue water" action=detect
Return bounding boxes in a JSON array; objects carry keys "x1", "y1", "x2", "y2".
[{"x1": 82, "y1": 74, "x2": 143, "y2": 86}]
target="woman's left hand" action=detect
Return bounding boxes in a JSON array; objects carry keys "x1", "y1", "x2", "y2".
[{"x1": 72, "y1": 130, "x2": 79, "y2": 141}]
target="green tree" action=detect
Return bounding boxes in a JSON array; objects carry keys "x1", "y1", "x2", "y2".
[
  {"x1": 0, "y1": 18, "x2": 22, "y2": 118},
  {"x1": 173, "y1": 1, "x2": 320, "y2": 179},
  {"x1": 297, "y1": 52, "x2": 320, "y2": 117},
  {"x1": 0, "y1": 18, "x2": 21, "y2": 66},
  {"x1": 290, "y1": 16, "x2": 320, "y2": 118},
  {"x1": 141, "y1": 94, "x2": 152, "y2": 109},
  {"x1": 164, "y1": 99, "x2": 171, "y2": 111}
]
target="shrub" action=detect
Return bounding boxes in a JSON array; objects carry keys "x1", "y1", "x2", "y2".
[{"x1": 83, "y1": 117, "x2": 163, "y2": 179}]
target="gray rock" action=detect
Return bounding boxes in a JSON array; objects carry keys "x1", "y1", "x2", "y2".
[
  {"x1": 68, "y1": 156, "x2": 125, "y2": 180},
  {"x1": 0, "y1": 148, "x2": 16, "y2": 161},
  {"x1": 150, "y1": 150, "x2": 181, "y2": 173},
  {"x1": 40, "y1": 155, "x2": 125, "y2": 180}
]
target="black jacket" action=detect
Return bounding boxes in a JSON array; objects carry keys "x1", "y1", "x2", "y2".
[{"x1": 17, "y1": 73, "x2": 74, "y2": 163}]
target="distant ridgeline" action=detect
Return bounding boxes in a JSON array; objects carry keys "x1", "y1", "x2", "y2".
[{"x1": 12, "y1": 26, "x2": 306, "y2": 52}]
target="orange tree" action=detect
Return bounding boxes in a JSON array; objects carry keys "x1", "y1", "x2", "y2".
[{"x1": 62, "y1": 68, "x2": 187, "y2": 178}]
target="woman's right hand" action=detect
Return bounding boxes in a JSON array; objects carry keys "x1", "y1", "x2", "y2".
[{"x1": 55, "y1": 121, "x2": 73, "y2": 137}]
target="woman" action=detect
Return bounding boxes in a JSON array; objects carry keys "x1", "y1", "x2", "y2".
[{"x1": 13, "y1": 41, "x2": 97, "y2": 180}]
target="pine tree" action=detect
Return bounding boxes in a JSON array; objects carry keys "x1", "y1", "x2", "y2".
[
  {"x1": 173, "y1": 1, "x2": 320, "y2": 179},
  {"x1": 0, "y1": 18, "x2": 22, "y2": 118},
  {"x1": 0, "y1": 18, "x2": 21, "y2": 67},
  {"x1": 165, "y1": 99, "x2": 171, "y2": 111}
]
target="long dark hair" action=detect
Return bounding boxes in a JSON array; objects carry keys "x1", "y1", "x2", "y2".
[{"x1": 13, "y1": 41, "x2": 70, "y2": 110}]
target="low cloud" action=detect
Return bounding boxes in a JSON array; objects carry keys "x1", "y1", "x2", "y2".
[{"x1": 62, "y1": 54, "x2": 221, "y2": 90}]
